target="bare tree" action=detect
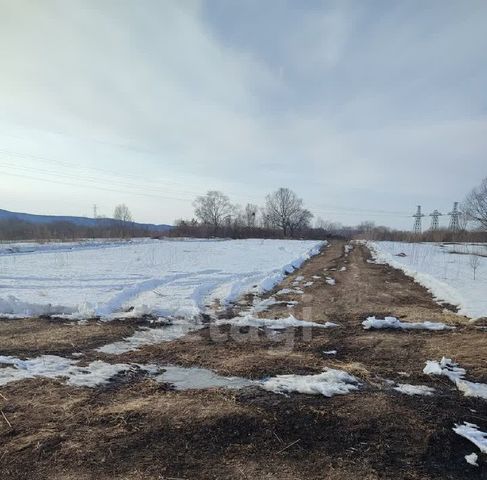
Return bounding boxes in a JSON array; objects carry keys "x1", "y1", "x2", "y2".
[
  {"x1": 264, "y1": 187, "x2": 312, "y2": 237},
  {"x1": 244, "y1": 203, "x2": 258, "y2": 228},
  {"x1": 464, "y1": 177, "x2": 487, "y2": 230},
  {"x1": 193, "y1": 191, "x2": 234, "y2": 234},
  {"x1": 113, "y1": 204, "x2": 133, "y2": 237}
]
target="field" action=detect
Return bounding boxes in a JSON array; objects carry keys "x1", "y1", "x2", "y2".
[{"x1": 0, "y1": 239, "x2": 486, "y2": 479}]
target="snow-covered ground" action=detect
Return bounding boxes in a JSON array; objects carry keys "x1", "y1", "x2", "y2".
[
  {"x1": 0, "y1": 238, "x2": 324, "y2": 319},
  {"x1": 368, "y1": 242, "x2": 487, "y2": 319}
]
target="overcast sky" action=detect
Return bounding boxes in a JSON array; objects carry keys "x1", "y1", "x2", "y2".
[{"x1": 1, "y1": 0, "x2": 486, "y2": 229}]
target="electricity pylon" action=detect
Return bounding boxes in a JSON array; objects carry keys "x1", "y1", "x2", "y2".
[
  {"x1": 448, "y1": 202, "x2": 460, "y2": 232},
  {"x1": 412, "y1": 205, "x2": 424, "y2": 234},
  {"x1": 429, "y1": 210, "x2": 442, "y2": 231}
]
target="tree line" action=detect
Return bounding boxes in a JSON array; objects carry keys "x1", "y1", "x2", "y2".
[{"x1": 170, "y1": 188, "x2": 329, "y2": 240}]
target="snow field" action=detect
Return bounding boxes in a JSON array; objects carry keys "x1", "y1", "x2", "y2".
[
  {"x1": 0, "y1": 238, "x2": 324, "y2": 319},
  {"x1": 368, "y1": 241, "x2": 487, "y2": 319}
]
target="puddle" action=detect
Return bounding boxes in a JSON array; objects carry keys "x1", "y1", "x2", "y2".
[{"x1": 155, "y1": 366, "x2": 255, "y2": 390}]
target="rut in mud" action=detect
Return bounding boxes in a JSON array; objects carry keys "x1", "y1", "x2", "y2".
[{"x1": 0, "y1": 241, "x2": 486, "y2": 480}]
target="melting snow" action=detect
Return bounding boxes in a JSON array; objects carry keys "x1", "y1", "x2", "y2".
[
  {"x1": 363, "y1": 316, "x2": 454, "y2": 331},
  {"x1": 367, "y1": 241, "x2": 487, "y2": 319},
  {"x1": 0, "y1": 354, "x2": 146, "y2": 387},
  {"x1": 261, "y1": 368, "x2": 360, "y2": 397},
  {"x1": 155, "y1": 366, "x2": 254, "y2": 390},
  {"x1": 276, "y1": 288, "x2": 304, "y2": 295},
  {"x1": 215, "y1": 314, "x2": 338, "y2": 330},
  {"x1": 465, "y1": 452, "x2": 479, "y2": 466},
  {"x1": 424, "y1": 357, "x2": 487, "y2": 400},
  {"x1": 453, "y1": 422, "x2": 487, "y2": 454},
  {"x1": 97, "y1": 320, "x2": 203, "y2": 354},
  {"x1": 393, "y1": 384, "x2": 435, "y2": 396},
  {"x1": 325, "y1": 277, "x2": 336, "y2": 285},
  {"x1": 0, "y1": 239, "x2": 324, "y2": 319}
]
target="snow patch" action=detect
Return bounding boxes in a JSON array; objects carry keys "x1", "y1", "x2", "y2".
[
  {"x1": 260, "y1": 368, "x2": 360, "y2": 397},
  {"x1": 394, "y1": 384, "x2": 435, "y2": 396},
  {"x1": 325, "y1": 277, "x2": 335, "y2": 285},
  {"x1": 215, "y1": 314, "x2": 338, "y2": 330},
  {"x1": 0, "y1": 355, "x2": 145, "y2": 387},
  {"x1": 465, "y1": 452, "x2": 479, "y2": 466},
  {"x1": 424, "y1": 357, "x2": 487, "y2": 400},
  {"x1": 276, "y1": 288, "x2": 304, "y2": 295},
  {"x1": 155, "y1": 366, "x2": 254, "y2": 390},
  {"x1": 97, "y1": 320, "x2": 203, "y2": 354},
  {"x1": 453, "y1": 422, "x2": 487, "y2": 454},
  {"x1": 363, "y1": 316, "x2": 454, "y2": 331}
]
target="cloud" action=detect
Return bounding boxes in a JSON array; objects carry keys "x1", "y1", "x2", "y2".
[{"x1": 0, "y1": 0, "x2": 486, "y2": 227}]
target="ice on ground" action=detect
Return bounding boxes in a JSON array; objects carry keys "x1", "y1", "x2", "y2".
[
  {"x1": 363, "y1": 316, "x2": 454, "y2": 331},
  {"x1": 215, "y1": 314, "x2": 338, "y2": 330},
  {"x1": 0, "y1": 354, "x2": 144, "y2": 387},
  {"x1": 260, "y1": 368, "x2": 360, "y2": 397},
  {"x1": 367, "y1": 241, "x2": 487, "y2": 319},
  {"x1": 97, "y1": 320, "x2": 203, "y2": 354},
  {"x1": 423, "y1": 357, "x2": 466, "y2": 382},
  {"x1": 155, "y1": 366, "x2": 254, "y2": 390},
  {"x1": 340, "y1": 267, "x2": 347, "y2": 271},
  {"x1": 276, "y1": 288, "x2": 304, "y2": 295},
  {"x1": 0, "y1": 238, "x2": 324, "y2": 319},
  {"x1": 323, "y1": 350, "x2": 337, "y2": 355},
  {"x1": 394, "y1": 384, "x2": 435, "y2": 396},
  {"x1": 295, "y1": 276, "x2": 304, "y2": 282},
  {"x1": 302, "y1": 281, "x2": 314, "y2": 287},
  {"x1": 456, "y1": 379, "x2": 487, "y2": 400},
  {"x1": 250, "y1": 297, "x2": 291, "y2": 314},
  {"x1": 344, "y1": 245, "x2": 353, "y2": 254},
  {"x1": 325, "y1": 277, "x2": 336, "y2": 285},
  {"x1": 465, "y1": 452, "x2": 479, "y2": 466},
  {"x1": 312, "y1": 275, "x2": 321, "y2": 279},
  {"x1": 453, "y1": 422, "x2": 487, "y2": 454},
  {"x1": 424, "y1": 357, "x2": 487, "y2": 400}
]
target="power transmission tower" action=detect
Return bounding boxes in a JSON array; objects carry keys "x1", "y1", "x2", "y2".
[
  {"x1": 93, "y1": 204, "x2": 97, "y2": 219},
  {"x1": 448, "y1": 202, "x2": 460, "y2": 232},
  {"x1": 429, "y1": 210, "x2": 442, "y2": 231},
  {"x1": 412, "y1": 205, "x2": 425, "y2": 234}
]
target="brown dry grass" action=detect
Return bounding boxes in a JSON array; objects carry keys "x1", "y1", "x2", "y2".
[{"x1": 0, "y1": 240, "x2": 486, "y2": 479}]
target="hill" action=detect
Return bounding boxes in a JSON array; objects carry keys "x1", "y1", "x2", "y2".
[{"x1": 0, "y1": 208, "x2": 172, "y2": 232}]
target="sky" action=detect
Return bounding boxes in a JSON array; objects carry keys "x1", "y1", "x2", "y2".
[{"x1": 0, "y1": 0, "x2": 486, "y2": 229}]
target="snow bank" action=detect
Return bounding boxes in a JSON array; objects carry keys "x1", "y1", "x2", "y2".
[
  {"x1": 453, "y1": 422, "x2": 487, "y2": 454},
  {"x1": 393, "y1": 384, "x2": 435, "y2": 396},
  {"x1": 424, "y1": 357, "x2": 487, "y2": 400},
  {"x1": 260, "y1": 368, "x2": 360, "y2": 397},
  {"x1": 0, "y1": 238, "x2": 324, "y2": 319},
  {"x1": 368, "y1": 241, "x2": 487, "y2": 319},
  {"x1": 0, "y1": 354, "x2": 143, "y2": 387},
  {"x1": 363, "y1": 316, "x2": 454, "y2": 331},
  {"x1": 215, "y1": 314, "x2": 337, "y2": 330}
]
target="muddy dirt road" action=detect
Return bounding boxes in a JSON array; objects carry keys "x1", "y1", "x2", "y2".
[{"x1": 0, "y1": 241, "x2": 486, "y2": 479}]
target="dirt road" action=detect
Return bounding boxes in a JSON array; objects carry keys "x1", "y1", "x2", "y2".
[{"x1": 1, "y1": 241, "x2": 486, "y2": 479}]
